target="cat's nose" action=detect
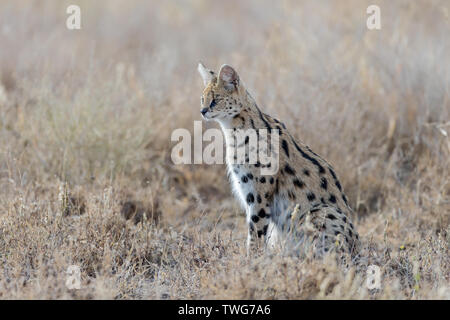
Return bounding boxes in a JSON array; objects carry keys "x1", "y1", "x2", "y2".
[{"x1": 200, "y1": 108, "x2": 208, "y2": 115}]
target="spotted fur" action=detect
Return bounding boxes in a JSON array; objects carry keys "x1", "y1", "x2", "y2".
[{"x1": 198, "y1": 63, "x2": 360, "y2": 258}]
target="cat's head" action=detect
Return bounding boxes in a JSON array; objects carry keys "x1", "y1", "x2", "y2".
[{"x1": 198, "y1": 63, "x2": 245, "y2": 122}]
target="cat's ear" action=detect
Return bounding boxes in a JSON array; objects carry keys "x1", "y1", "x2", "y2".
[
  {"x1": 218, "y1": 64, "x2": 239, "y2": 92},
  {"x1": 197, "y1": 62, "x2": 215, "y2": 86}
]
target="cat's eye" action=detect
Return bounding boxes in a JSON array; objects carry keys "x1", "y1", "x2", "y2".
[{"x1": 210, "y1": 99, "x2": 217, "y2": 108}]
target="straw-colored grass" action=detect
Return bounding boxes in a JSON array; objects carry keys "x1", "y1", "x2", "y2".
[{"x1": 0, "y1": 0, "x2": 448, "y2": 299}]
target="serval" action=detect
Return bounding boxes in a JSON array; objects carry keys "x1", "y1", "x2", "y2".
[{"x1": 198, "y1": 63, "x2": 360, "y2": 260}]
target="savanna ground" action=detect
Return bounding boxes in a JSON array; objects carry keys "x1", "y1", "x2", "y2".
[{"x1": 0, "y1": 0, "x2": 449, "y2": 299}]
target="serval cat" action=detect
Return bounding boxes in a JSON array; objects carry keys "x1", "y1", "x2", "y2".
[{"x1": 198, "y1": 63, "x2": 360, "y2": 260}]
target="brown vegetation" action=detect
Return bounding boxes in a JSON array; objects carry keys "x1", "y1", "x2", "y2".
[{"x1": 0, "y1": 0, "x2": 448, "y2": 299}]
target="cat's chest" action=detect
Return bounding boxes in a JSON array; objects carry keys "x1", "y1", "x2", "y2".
[{"x1": 227, "y1": 164, "x2": 256, "y2": 208}]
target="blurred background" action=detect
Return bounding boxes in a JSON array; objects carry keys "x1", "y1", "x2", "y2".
[{"x1": 0, "y1": 0, "x2": 448, "y2": 299}]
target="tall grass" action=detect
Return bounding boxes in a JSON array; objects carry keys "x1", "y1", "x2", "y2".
[{"x1": 0, "y1": 0, "x2": 448, "y2": 299}]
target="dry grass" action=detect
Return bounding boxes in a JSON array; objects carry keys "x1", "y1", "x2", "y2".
[{"x1": 0, "y1": 0, "x2": 449, "y2": 299}]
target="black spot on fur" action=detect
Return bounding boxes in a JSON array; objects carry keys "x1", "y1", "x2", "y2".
[
  {"x1": 342, "y1": 194, "x2": 348, "y2": 206},
  {"x1": 307, "y1": 192, "x2": 316, "y2": 201},
  {"x1": 284, "y1": 164, "x2": 296, "y2": 175},
  {"x1": 247, "y1": 173, "x2": 253, "y2": 180},
  {"x1": 327, "y1": 214, "x2": 337, "y2": 220},
  {"x1": 257, "y1": 194, "x2": 262, "y2": 203},
  {"x1": 269, "y1": 177, "x2": 274, "y2": 184},
  {"x1": 258, "y1": 224, "x2": 269, "y2": 237},
  {"x1": 320, "y1": 177, "x2": 328, "y2": 190},
  {"x1": 274, "y1": 119, "x2": 287, "y2": 129},
  {"x1": 329, "y1": 194, "x2": 337, "y2": 203},
  {"x1": 303, "y1": 169, "x2": 310, "y2": 176},
  {"x1": 329, "y1": 167, "x2": 337, "y2": 180},
  {"x1": 251, "y1": 215, "x2": 259, "y2": 223},
  {"x1": 241, "y1": 176, "x2": 248, "y2": 183},
  {"x1": 293, "y1": 179, "x2": 305, "y2": 189},
  {"x1": 260, "y1": 177, "x2": 266, "y2": 183},
  {"x1": 258, "y1": 208, "x2": 266, "y2": 218},
  {"x1": 246, "y1": 193, "x2": 254, "y2": 204},
  {"x1": 329, "y1": 167, "x2": 343, "y2": 191},
  {"x1": 282, "y1": 140, "x2": 289, "y2": 157}
]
